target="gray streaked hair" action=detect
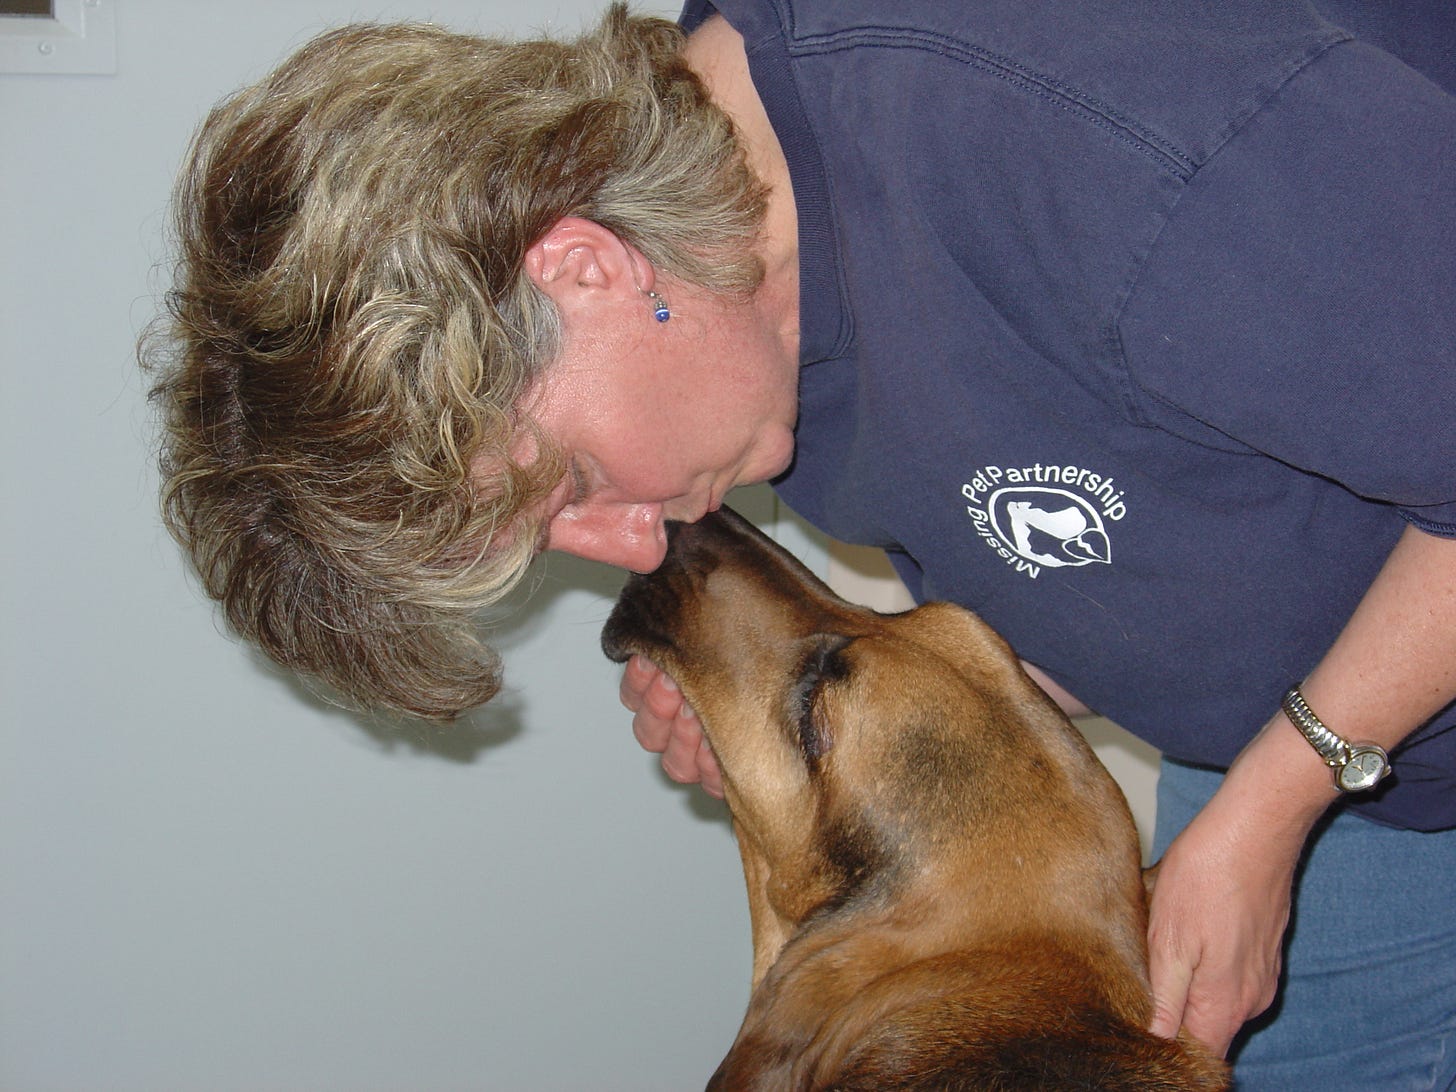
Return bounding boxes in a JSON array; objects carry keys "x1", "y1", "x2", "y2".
[{"x1": 145, "y1": 6, "x2": 767, "y2": 718}]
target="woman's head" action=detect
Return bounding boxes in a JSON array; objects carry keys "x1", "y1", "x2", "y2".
[
  {"x1": 517, "y1": 215, "x2": 801, "y2": 574},
  {"x1": 147, "y1": 6, "x2": 768, "y2": 719}
]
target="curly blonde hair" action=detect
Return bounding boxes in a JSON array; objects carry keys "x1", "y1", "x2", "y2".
[{"x1": 146, "y1": 6, "x2": 767, "y2": 718}]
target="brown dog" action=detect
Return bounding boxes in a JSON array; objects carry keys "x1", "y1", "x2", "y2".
[{"x1": 602, "y1": 508, "x2": 1228, "y2": 1091}]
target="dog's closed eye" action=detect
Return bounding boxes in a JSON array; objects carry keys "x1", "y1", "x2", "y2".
[{"x1": 789, "y1": 636, "x2": 853, "y2": 766}]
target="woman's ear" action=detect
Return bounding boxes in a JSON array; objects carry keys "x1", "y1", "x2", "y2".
[{"x1": 525, "y1": 217, "x2": 649, "y2": 310}]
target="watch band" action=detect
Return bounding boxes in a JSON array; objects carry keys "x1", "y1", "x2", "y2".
[{"x1": 1281, "y1": 686, "x2": 1391, "y2": 794}]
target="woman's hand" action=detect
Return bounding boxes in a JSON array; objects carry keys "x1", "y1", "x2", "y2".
[
  {"x1": 620, "y1": 655, "x2": 724, "y2": 797},
  {"x1": 1144, "y1": 771, "x2": 1304, "y2": 1057},
  {"x1": 1146, "y1": 525, "x2": 1456, "y2": 1055}
]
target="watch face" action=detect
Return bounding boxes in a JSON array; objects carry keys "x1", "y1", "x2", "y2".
[{"x1": 1338, "y1": 748, "x2": 1389, "y2": 792}]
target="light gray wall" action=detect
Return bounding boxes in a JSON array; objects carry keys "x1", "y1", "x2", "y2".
[{"x1": 0, "y1": 4, "x2": 808, "y2": 1090}]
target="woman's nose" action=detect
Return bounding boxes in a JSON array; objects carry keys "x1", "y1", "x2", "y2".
[{"x1": 544, "y1": 502, "x2": 669, "y2": 573}]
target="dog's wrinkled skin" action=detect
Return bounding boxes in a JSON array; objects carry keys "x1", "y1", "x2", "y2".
[{"x1": 603, "y1": 508, "x2": 1228, "y2": 1091}]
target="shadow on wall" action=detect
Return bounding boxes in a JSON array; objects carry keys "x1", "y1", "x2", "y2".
[{"x1": 236, "y1": 541, "x2": 738, "y2": 826}]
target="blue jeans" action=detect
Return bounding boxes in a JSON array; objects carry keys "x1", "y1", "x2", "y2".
[{"x1": 1154, "y1": 759, "x2": 1456, "y2": 1091}]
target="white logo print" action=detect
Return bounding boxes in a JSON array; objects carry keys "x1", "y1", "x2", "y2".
[{"x1": 961, "y1": 463, "x2": 1127, "y2": 580}]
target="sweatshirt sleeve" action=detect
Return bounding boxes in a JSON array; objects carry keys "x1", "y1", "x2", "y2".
[{"x1": 1117, "y1": 39, "x2": 1456, "y2": 535}]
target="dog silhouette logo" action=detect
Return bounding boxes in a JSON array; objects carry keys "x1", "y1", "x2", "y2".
[{"x1": 990, "y1": 488, "x2": 1112, "y2": 569}]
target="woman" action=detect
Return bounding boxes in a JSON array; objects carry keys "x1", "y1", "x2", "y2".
[{"x1": 150, "y1": 3, "x2": 1456, "y2": 1085}]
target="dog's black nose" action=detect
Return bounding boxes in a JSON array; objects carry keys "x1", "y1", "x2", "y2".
[
  {"x1": 657, "y1": 508, "x2": 753, "y2": 573},
  {"x1": 600, "y1": 509, "x2": 750, "y2": 664}
]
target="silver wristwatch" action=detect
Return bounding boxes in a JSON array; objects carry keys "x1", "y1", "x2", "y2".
[{"x1": 1281, "y1": 686, "x2": 1391, "y2": 793}]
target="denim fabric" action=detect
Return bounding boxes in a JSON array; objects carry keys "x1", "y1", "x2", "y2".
[{"x1": 1155, "y1": 759, "x2": 1456, "y2": 1090}]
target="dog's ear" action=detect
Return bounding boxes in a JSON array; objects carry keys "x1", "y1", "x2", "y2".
[
  {"x1": 822, "y1": 1006, "x2": 1232, "y2": 1092},
  {"x1": 810, "y1": 1007, "x2": 994, "y2": 1091},
  {"x1": 706, "y1": 1032, "x2": 800, "y2": 1092}
]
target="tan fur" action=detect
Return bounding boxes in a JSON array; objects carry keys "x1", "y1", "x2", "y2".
[{"x1": 603, "y1": 508, "x2": 1228, "y2": 1091}]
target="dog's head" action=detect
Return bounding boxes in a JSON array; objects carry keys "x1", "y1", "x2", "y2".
[{"x1": 602, "y1": 509, "x2": 1146, "y2": 982}]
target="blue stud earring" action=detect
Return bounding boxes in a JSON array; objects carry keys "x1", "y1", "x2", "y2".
[{"x1": 646, "y1": 290, "x2": 671, "y2": 323}]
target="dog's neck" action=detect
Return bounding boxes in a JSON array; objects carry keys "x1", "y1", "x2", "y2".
[
  {"x1": 733, "y1": 796, "x2": 1152, "y2": 999},
  {"x1": 734, "y1": 824, "x2": 797, "y2": 987}
]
